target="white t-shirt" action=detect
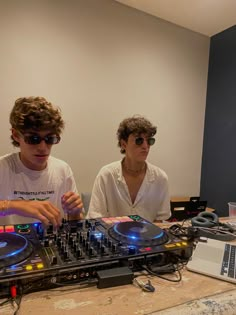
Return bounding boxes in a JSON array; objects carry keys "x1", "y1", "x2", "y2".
[
  {"x1": 86, "y1": 160, "x2": 171, "y2": 222},
  {"x1": 0, "y1": 152, "x2": 78, "y2": 225}
]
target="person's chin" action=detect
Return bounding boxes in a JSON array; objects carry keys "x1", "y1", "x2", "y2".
[
  {"x1": 140, "y1": 153, "x2": 148, "y2": 159},
  {"x1": 34, "y1": 155, "x2": 49, "y2": 163}
]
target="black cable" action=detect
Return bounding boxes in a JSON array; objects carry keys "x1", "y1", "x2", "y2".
[
  {"x1": 16, "y1": 276, "x2": 98, "y2": 296},
  {"x1": 141, "y1": 264, "x2": 182, "y2": 282},
  {"x1": 0, "y1": 296, "x2": 23, "y2": 315},
  {"x1": 168, "y1": 218, "x2": 236, "y2": 240},
  {"x1": 168, "y1": 223, "x2": 197, "y2": 241},
  {"x1": 13, "y1": 294, "x2": 22, "y2": 315},
  {"x1": 51, "y1": 282, "x2": 96, "y2": 292},
  {"x1": 0, "y1": 278, "x2": 96, "y2": 315},
  {"x1": 50, "y1": 279, "x2": 97, "y2": 289},
  {"x1": 194, "y1": 225, "x2": 236, "y2": 236},
  {"x1": 0, "y1": 297, "x2": 12, "y2": 306}
]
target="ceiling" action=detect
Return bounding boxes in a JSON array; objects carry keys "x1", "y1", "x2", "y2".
[{"x1": 115, "y1": 0, "x2": 236, "y2": 37}]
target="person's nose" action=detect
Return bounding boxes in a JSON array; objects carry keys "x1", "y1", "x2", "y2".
[
  {"x1": 37, "y1": 140, "x2": 50, "y2": 150},
  {"x1": 142, "y1": 139, "x2": 149, "y2": 148}
]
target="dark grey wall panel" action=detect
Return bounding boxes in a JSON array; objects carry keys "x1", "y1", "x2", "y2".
[{"x1": 200, "y1": 26, "x2": 236, "y2": 216}]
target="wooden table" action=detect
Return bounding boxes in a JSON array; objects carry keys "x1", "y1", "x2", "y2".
[
  {"x1": 1, "y1": 268, "x2": 236, "y2": 315},
  {"x1": 2, "y1": 220, "x2": 236, "y2": 315}
]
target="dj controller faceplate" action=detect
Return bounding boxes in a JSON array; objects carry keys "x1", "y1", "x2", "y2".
[{"x1": 0, "y1": 215, "x2": 193, "y2": 296}]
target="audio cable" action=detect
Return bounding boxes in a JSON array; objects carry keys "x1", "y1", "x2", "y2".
[
  {"x1": 141, "y1": 263, "x2": 183, "y2": 282},
  {"x1": 0, "y1": 285, "x2": 23, "y2": 315}
]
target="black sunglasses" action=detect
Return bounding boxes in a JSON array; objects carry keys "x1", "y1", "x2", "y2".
[
  {"x1": 22, "y1": 134, "x2": 61, "y2": 145},
  {"x1": 135, "y1": 137, "x2": 155, "y2": 146}
]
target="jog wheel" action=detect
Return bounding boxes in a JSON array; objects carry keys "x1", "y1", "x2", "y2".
[
  {"x1": 0, "y1": 233, "x2": 33, "y2": 268},
  {"x1": 108, "y1": 221, "x2": 169, "y2": 246}
]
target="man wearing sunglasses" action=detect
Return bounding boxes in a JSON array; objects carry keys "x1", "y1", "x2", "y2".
[
  {"x1": 86, "y1": 115, "x2": 171, "y2": 222},
  {"x1": 0, "y1": 96, "x2": 83, "y2": 227}
]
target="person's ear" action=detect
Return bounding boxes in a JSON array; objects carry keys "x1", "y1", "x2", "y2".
[
  {"x1": 11, "y1": 128, "x2": 21, "y2": 143},
  {"x1": 120, "y1": 139, "x2": 127, "y2": 152}
]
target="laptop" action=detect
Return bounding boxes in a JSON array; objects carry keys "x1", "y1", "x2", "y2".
[{"x1": 187, "y1": 238, "x2": 236, "y2": 283}]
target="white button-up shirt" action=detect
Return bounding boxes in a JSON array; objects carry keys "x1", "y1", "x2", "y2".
[{"x1": 86, "y1": 160, "x2": 171, "y2": 222}]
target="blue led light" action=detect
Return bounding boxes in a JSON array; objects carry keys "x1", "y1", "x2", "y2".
[
  {"x1": 0, "y1": 241, "x2": 7, "y2": 249},
  {"x1": 94, "y1": 232, "x2": 102, "y2": 238},
  {"x1": 153, "y1": 231, "x2": 164, "y2": 239}
]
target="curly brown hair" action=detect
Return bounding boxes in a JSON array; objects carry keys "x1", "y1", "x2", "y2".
[
  {"x1": 10, "y1": 96, "x2": 65, "y2": 147},
  {"x1": 117, "y1": 115, "x2": 157, "y2": 154}
]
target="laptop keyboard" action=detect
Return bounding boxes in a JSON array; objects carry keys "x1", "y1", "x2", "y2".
[{"x1": 221, "y1": 243, "x2": 236, "y2": 278}]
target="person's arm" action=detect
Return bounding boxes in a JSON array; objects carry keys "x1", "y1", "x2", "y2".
[
  {"x1": 60, "y1": 166, "x2": 84, "y2": 220},
  {"x1": 0, "y1": 199, "x2": 62, "y2": 227},
  {"x1": 155, "y1": 174, "x2": 171, "y2": 222},
  {"x1": 86, "y1": 174, "x2": 109, "y2": 219}
]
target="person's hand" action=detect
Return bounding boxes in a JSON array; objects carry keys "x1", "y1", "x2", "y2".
[
  {"x1": 61, "y1": 192, "x2": 84, "y2": 220},
  {"x1": 10, "y1": 200, "x2": 62, "y2": 228}
]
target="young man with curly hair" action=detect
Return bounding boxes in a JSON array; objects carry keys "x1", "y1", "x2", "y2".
[
  {"x1": 86, "y1": 115, "x2": 170, "y2": 222},
  {"x1": 0, "y1": 96, "x2": 83, "y2": 227}
]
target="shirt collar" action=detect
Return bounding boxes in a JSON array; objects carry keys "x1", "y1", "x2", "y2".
[{"x1": 116, "y1": 160, "x2": 155, "y2": 182}]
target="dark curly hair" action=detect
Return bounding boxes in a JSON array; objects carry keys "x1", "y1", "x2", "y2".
[
  {"x1": 10, "y1": 96, "x2": 65, "y2": 147},
  {"x1": 117, "y1": 115, "x2": 157, "y2": 154}
]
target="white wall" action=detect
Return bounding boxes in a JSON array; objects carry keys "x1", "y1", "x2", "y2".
[{"x1": 0, "y1": 0, "x2": 210, "y2": 197}]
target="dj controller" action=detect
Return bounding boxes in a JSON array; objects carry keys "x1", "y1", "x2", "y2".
[{"x1": 0, "y1": 215, "x2": 193, "y2": 296}]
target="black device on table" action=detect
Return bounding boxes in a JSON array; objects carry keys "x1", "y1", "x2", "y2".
[{"x1": 169, "y1": 196, "x2": 207, "y2": 222}]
